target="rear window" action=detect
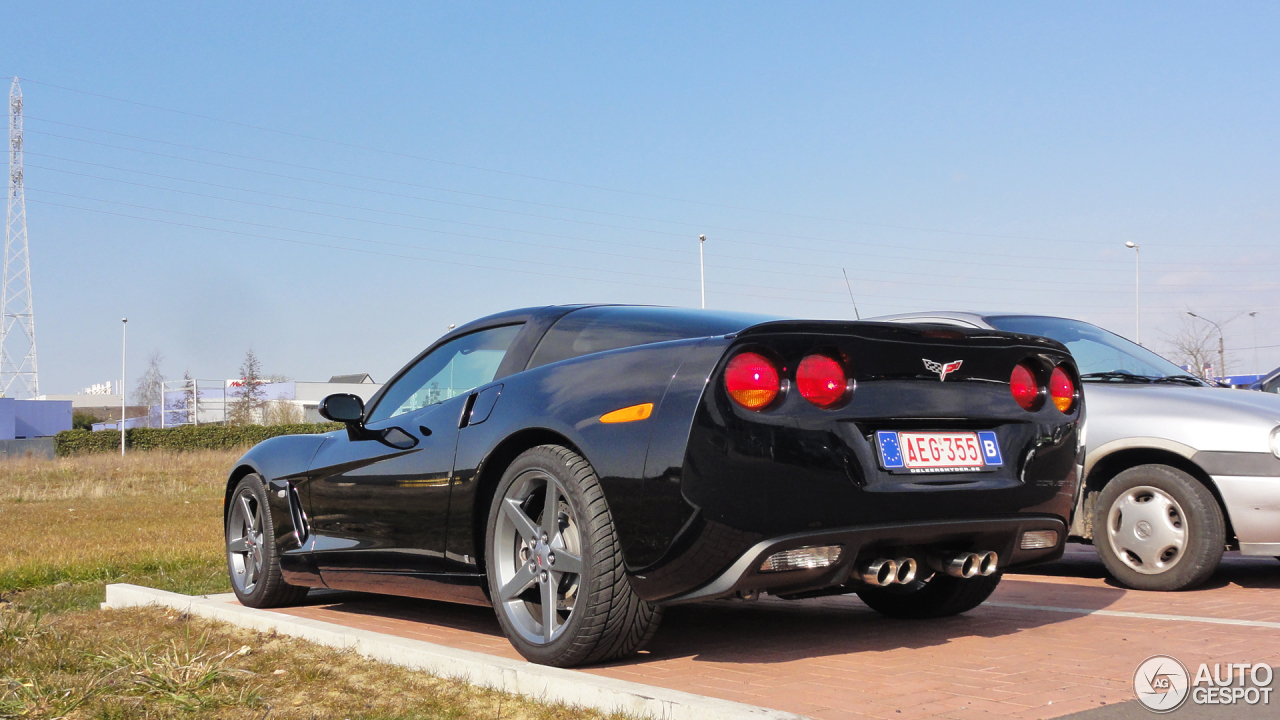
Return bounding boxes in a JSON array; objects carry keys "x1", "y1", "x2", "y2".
[{"x1": 528, "y1": 307, "x2": 774, "y2": 369}]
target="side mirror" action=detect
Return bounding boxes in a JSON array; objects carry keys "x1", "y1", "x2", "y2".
[{"x1": 319, "y1": 393, "x2": 365, "y2": 424}]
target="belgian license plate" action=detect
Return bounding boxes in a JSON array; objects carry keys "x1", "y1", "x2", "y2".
[{"x1": 876, "y1": 431, "x2": 1003, "y2": 474}]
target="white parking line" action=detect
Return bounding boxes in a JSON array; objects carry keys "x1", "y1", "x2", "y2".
[{"x1": 987, "y1": 602, "x2": 1280, "y2": 630}]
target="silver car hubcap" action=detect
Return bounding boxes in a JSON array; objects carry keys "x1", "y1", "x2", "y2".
[
  {"x1": 1107, "y1": 485, "x2": 1187, "y2": 575},
  {"x1": 227, "y1": 488, "x2": 266, "y2": 594},
  {"x1": 494, "y1": 470, "x2": 584, "y2": 645}
]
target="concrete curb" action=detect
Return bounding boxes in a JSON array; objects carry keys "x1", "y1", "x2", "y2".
[{"x1": 103, "y1": 584, "x2": 808, "y2": 720}]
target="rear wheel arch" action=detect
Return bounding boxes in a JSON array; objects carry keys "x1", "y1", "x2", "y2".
[
  {"x1": 472, "y1": 428, "x2": 586, "y2": 574},
  {"x1": 1082, "y1": 447, "x2": 1236, "y2": 545}
]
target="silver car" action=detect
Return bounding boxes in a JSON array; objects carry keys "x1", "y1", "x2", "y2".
[{"x1": 873, "y1": 311, "x2": 1280, "y2": 591}]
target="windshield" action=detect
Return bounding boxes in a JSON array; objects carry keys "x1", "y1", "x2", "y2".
[{"x1": 986, "y1": 315, "x2": 1198, "y2": 382}]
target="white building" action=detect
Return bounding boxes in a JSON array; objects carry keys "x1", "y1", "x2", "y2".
[{"x1": 90, "y1": 374, "x2": 384, "y2": 430}]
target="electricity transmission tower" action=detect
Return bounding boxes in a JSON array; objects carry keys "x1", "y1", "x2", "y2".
[{"x1": 2, "y1": 78, "x2": 38, "y2": 398}]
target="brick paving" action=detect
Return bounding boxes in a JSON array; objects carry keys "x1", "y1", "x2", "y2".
[{"x1": 234, "y1": 546, "x2": 1280, "y2": 719}]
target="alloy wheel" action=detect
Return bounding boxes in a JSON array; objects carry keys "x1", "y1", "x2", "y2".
[
  {"x1": 227, "y1": 488, "x2": 266, "y2": 595},
  {"x1": 493, "y1": 469, "x2": 585, "y2": 645}
]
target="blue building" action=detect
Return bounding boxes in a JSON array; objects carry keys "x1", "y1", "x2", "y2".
[{"x1": 0, "y1": 398, "x2": 72, "y2": 459}]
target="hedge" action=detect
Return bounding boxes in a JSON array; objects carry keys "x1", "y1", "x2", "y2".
[{"x1": 54, "y1": 422, "x2": 344, "y2": 456}]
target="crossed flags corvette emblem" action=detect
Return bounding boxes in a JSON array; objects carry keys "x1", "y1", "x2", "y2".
[{"x1": 923, "y1": 359, "x2": 963, "y2": 381}]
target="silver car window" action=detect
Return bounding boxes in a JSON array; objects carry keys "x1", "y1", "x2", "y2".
[{"x1": 987, "y1": 315, "x2": 1187, "y2": 378}]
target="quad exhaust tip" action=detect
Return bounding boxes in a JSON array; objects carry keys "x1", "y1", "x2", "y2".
[
  {"x1": 860, "y1": 558, "x2": 898, "y2": 586},
  {"x1": 893, "y1": 557, "x2": 918, "y2": 584},
  {"x1": 930, "y1": 551, "x2": 999, "y2": 578},
  {"x1": 859, "y1": 557, "x2": 920, "y2": 586},
  {"x1": 978, "y1": 551, "x2": 998, "y2": 576},
  {"x1": 862, "y1": 552, "x2": 994, "y2": 586}
]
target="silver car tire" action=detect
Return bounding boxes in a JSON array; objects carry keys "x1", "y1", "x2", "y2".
[
  {"x1": 1093, "y1": 464, "x2": 1224, "y2": 591},
  {"x1": 484, "y1": 444, "x2": 662, "y2": 667}
]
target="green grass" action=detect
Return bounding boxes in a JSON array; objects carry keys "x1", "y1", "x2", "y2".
[{"x1": 4, "y1": 562, "x2": 228, "y2": 615}]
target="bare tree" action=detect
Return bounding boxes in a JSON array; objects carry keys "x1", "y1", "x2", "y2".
[
  {"x1": 1163, "y1": 315, "x2": 1229, "y2": 379},
  {"x1": 263, "y1": 397, "x2": 304, "y2": 425},
  {"x1": 228, "y1": 349, "x2": 267, "y2": 425},
  {"x1": 131, "y1": 350, "x2": 165, "y2": 427}
]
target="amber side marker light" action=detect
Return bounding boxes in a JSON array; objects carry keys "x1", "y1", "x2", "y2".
[{"x1": 600, "y1": 403, "x2": 654, "y2": 424}]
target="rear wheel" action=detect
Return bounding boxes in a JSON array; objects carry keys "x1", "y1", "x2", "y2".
[
  {"x1": 856, "y1": 572, "x2": 1002, "y2": 618},
  {"x1": 1093, "y1": 464, "x2": 1224, "y2": 591},
  {"x1": 485, "y1": 445, "x2": 662, "y2": 667},
  {"x1": 225, "y1": 474, "x2": 309, "y2": 608}
]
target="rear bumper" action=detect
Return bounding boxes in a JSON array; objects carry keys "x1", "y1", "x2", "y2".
[{"x1": 659, "y1": 515, "x2": 1066, "y2": 604}]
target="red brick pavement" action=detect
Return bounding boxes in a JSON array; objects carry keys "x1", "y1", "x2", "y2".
[{"x1": 235, "y1": 547, "x2": 1280, "y2": 720}]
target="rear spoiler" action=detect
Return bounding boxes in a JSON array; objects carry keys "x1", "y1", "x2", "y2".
[{"x1": 736, "y1": 319, "x2": 1070, "y2": 353}]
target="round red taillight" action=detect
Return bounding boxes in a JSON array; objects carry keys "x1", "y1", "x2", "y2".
[
  {"x1": 1010, "y1": 362, "x2": 1041, "y2": 411},
  {"x1": 725, "y1": 352, "x2": 780, "y2": 410},
  {"x1": 797, "y1": 354, "x2": 848, "y2": 408},
  {"x1": 1050, "y1": 366, "x2": 1076, "y2": 413}
]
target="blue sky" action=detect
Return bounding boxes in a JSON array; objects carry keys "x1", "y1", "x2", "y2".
[{"x1": 6, "y1": 2, "x2": 1280, "y2": 393}]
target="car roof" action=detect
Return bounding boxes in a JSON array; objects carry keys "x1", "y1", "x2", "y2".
[
  {"x1": 867, "y1": 311, "x2": 994, "y2": 327},
  {"x1": 867, "y1": 311, "x2": 1076, "y2": 327}
]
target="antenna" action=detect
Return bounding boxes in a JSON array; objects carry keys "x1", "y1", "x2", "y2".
[
  {"x1": 2, "y1": 78, "x2": 38, "y2": 398},
  {"x1": 841, "y1": 268, "x2": 861, "y2": 320}
]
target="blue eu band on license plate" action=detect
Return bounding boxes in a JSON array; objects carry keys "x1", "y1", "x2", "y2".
[{"x1": 877, "y1": 430, "x2": 1003, "y2": 473}]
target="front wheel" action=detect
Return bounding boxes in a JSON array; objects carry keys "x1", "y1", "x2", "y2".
[
  {"x1": 856, "y1": 572, "x2": 1002, "y2": 618},
  {"x1": 1093, "y1": 464, "x2": 1224, "y2": 591},
  {"x1": 225, "y1": 474, "x2": 309, "y2": 608},
  {"x1": 485, "y1": 445, "x2": 662, "y2": 667}
]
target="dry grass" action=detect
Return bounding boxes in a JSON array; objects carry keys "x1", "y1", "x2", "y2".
[
  {"x1": 0, "y1": 451, "x2": 234, "y2": 599},
  {"x1": 0, "y1": 450, "x2": 234, "y2": 503},
  {"x1": 0, "y1": 451, "x2": 635, "y2": 719},
  {"x1": 0, "y1": 605, "x2": 627, "y2": 720}
]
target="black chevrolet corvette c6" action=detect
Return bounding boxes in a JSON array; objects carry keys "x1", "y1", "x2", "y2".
[{"x1": 223, "y1": 304, "x2": 1083, "y2": 667}]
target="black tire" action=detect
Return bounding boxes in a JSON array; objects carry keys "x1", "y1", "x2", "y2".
[
  {"x1": 856, "y1": 572, "x2": 1002, "y2": 619},
  {"x1": 1093, "y1": 464, "x2": 1225, "y2": 591},
  {"x1": 484, "y1": 445, "x2": 662, "y2": 667},
  {"x1": 225, "y1": 474, "x2": 310, "y2": 608}
]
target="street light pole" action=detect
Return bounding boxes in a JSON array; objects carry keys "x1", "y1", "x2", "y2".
[
  {"x1": 1249, "y1": 311, "x2": 1259, "y2": 376},
  {"x1": 1187, "y1": 312, "x2": 1226, "y2": 383},
  {"x1": 121, "y1": 318, "x2": 127, "y2": 457},
  {"x1": 698, "y1": 235, "x2": 706, "y2": 309},
  {"x1": 1125, "y1": 242, "x2": 1140, "y2": 344}
]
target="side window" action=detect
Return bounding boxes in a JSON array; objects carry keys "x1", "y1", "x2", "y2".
[
  {"x1": 1266, "y1": 377, "x2": 1280, "y2": 394},
  {"x1": 367, "y1": 324, "x2": 522, "y2": 423}
]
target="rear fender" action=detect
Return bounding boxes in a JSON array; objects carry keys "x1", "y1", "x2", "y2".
[{"x1": 450, "y1": 337, "x2": 714, "y2": 569}]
